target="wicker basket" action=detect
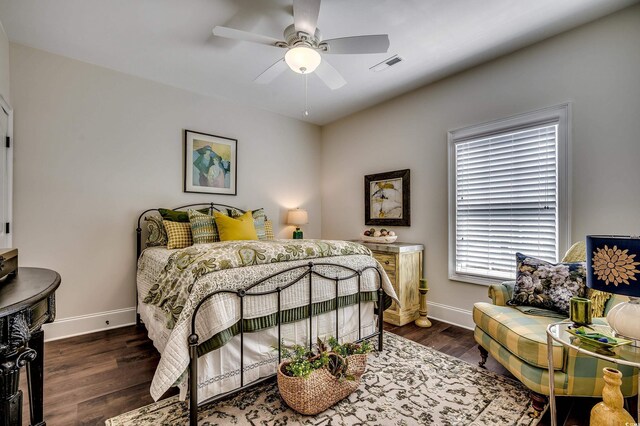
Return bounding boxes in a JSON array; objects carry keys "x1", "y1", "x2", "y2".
[{"x1": 277, "y1": 354, "x2": 367, "y2": 415}]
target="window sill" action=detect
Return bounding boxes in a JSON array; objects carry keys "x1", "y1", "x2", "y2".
[{"x1": 448, "y1": 272, "x2": 512, "y2": 287}]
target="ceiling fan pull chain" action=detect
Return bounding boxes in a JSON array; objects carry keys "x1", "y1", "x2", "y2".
[{"x1": 304, "y1": 73, "x2": 309, "y2": 117}]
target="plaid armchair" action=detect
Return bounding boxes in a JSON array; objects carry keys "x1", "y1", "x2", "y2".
[{"x1": 472, "y1": 242, "x2": 638, "y2": 415}]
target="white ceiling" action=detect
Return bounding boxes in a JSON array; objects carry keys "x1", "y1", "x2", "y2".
[{"x1": 0, "y1": 0, "x2": 637, "y2": 125}]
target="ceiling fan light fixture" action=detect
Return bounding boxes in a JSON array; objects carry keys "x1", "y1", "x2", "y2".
[{"x1": 285, "y1": 46, "x2": 321, "y2": 74}]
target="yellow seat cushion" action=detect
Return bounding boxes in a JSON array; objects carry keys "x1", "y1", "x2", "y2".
[
  {"x1": 473, "y1": 302, "x2": 566, "y2": 370},
  {"x1": 214, "y1": 211, "x2": 259, "y2": 241}
]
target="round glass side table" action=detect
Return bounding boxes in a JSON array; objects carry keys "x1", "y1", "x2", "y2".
[{"x1": 546, "y1": 321, "x2": 640, "y2": 426}]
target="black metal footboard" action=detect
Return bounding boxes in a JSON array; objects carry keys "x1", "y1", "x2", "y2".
[{"x1": 187, "y1": 261, "x2": 385, "y2": 426}]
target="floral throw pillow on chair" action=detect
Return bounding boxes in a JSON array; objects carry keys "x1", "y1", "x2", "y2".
[{"x1": 508, "y1": 252, "x2": 586, "y2": 315}]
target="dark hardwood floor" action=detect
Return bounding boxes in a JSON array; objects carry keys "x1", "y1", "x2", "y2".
[
  {"x1": 19, "y1": 326, "x2": 177, "y2": 425},
  {"x1": 18, "y1": 319, "x2": 631, "y2": 425}
]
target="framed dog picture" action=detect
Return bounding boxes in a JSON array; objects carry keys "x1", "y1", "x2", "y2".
[
  {"x1": 364, "y1": 169, "x2": 410, "y2": 226},
  {"x1": 184, "y1": 130, "x2": 237, "y2": 195}
]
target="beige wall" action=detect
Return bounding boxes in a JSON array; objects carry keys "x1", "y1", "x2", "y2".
[
  {"x1": 0, "y1": 20, "x2": 9, "y2": 102},
  {"x1": 10, "y1": 43, "x2": 321, "y2": 331},
  {"x1": 8, "y1": 5, "x2": 640, "y2": 335},
  {"x1": 321, "y1": 6, "x2": 640, "y2": 327}
]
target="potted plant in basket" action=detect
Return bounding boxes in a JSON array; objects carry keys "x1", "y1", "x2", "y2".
[{"x1": 277, "y1": 337, "x2": 372, "y2": 415}]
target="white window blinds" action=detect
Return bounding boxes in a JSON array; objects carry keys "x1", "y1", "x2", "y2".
[{"x1": 454, "y1": 123, "x2": 558, "y2": 281}]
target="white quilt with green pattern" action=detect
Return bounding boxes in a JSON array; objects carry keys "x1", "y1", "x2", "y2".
[
  {"x1": 143, "y1": 239, "x2": 372, "y2": 328},
  {"x1": 138, "y1": 239, "x2": 398, "y2": 401}
]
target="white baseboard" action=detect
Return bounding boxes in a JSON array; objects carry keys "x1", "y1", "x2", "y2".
[
  {"x1": 41, "y1": 303, "x2": 473, "y2": 341},
  {"x1": 427, "y1": 301, "x2": 474, "y2": 330},
  {"x1": 43, "y1": 307, "x2": 137, "y2": 342}
]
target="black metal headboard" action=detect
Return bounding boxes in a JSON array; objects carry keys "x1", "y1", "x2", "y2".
[{"x1": 136, "y1": 202, "x2": 246, "y2": 258}]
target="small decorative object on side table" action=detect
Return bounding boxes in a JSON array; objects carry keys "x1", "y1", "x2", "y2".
[
  {"x1": 415, "y1": 278, "x2": 432, "y2": 328},
  {"x1": 0, "y1": 248, "x2": 18, "y2": 282},
  {"x1": 546, "y1": 321, "x2": 640, "y2": 426},
  {"x1": 569, "y1": 296, "x2": 592, "y2": 326},
  {"x1": 356, "y1": 240, "x2": 423, "y2": 326}
]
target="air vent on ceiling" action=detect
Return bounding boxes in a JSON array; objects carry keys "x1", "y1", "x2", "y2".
[{"x1": 370, "y1": 55, "x2": 403, "y2": 72}]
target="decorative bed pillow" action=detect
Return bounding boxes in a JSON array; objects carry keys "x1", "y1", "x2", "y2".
[
  {"x1": 163, "y1": 220, "x2": 193, "y2": 249},
  {"x1": 264, "y1": 220, "x2": 274, "y2": 240},
  {"x1": 226, "y1": 208, "x2": 268, "y2": 240},
  {"x1": 214, "y1": 211, "x2": 258, "y2": 241},
  {"x1": 159, "y1": 207, "x2": 208, "y2": 223},
  {"x1": 508, "y1": 252, "x2": 586, "y2": 316},
  {"x1": 188, "y1": 209, "x2": 220, "y2": 244},
  {"x1": 225, "y1": 207, "x2": 245, "y2": 217},
  {"x1": 145, "y1": 215, "x2": 168, "y2": 247}
]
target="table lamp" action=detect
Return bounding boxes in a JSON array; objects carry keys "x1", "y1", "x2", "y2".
[
  {"x1": 287, "y1": 208, "x2": 308, "y2": 239},
  {"x1": 586, "y1": 235, "x2": 640, "y2": 340}
]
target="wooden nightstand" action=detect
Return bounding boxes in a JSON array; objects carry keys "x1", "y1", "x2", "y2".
[{"x1": 357, "y1": 241, "x2": 424, "y2": 326}]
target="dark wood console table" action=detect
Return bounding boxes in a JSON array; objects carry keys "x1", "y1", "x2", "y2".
[{"x1": 0, "y1": 268, "x2": 60, "y2": 426}]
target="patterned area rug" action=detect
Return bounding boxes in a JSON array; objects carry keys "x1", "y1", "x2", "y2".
[{"x1": 106, "y1": 333, "x2": 544, "y2": 425}]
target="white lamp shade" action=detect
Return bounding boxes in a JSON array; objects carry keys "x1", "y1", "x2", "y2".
[
  {"x1": 285, "y1": 46, "x2": 321, "y2": 74},
  {"x1": 287, "y1": 209, "x2": 309, "y2": 226}
]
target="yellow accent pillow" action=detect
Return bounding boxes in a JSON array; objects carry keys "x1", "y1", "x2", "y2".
[
  {"x1": 214, "y1": 211, "x2": 259, "y2": 241},
  {"x1": 163, "y1": 220, "x2": 193, "y2": 249}
]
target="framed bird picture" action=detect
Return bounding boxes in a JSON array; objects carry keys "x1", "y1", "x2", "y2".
[
  {"x1": 364, "y1": 169, "x2": 410, "y2": 226},
  {"x1": 184, "y1": 129, "x2": 237, "y2": 195}
]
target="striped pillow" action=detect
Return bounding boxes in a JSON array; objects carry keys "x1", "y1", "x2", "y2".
[
  {"x1": 188, "y1": 209, "x2": 219, "y2": 244},
  {"x1": 163, "y1": 220, "x2": 193, "y2": 249}
]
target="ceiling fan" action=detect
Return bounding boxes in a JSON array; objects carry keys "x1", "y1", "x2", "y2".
[{"x1": 212, "y1": 0, "x2": 390, "y2": 90}]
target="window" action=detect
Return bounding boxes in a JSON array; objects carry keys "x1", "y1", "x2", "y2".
[{"x1": 448, "y1": 104, "x2": 570, "y2": 285}]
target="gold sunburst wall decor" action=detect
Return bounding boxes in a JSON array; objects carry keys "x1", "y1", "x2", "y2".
[{"x1": 587, "y1": 236, "x2": 640, "y2": 297}]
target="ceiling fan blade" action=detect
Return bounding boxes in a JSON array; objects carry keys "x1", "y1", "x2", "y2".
[
  {"x1": 212, "y1": 26, "x2": 282, "y2": 47},
  {"x1": 254, "y1": 58, "x2": 288, "y2": 84},
  {"x1": 314, "y1": 60, "x2": 346, "y2": 90},
  {"x1": 323, "y1": 35, "x2": 390, "y2": 54},
  {"x1": 293, "y1": 0, "x2": 321, "y2": 35}
]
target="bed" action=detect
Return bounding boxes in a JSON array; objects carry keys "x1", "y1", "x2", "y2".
[{"x1": 135, "y1": 203, "x2": 398, "y2": 424}]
